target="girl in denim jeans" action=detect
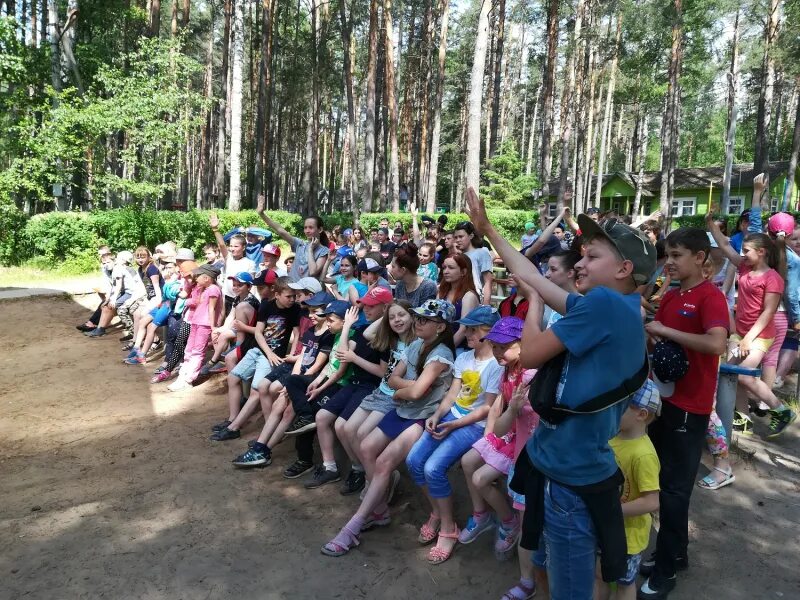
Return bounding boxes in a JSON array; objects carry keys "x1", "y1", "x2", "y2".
[{"x1": 405, "y1": 306, "x2": 502, "y2": 564}]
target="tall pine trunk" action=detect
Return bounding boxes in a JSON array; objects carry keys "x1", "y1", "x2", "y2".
[
  {"x1": 722, "y1": 10, "x2": 739, "y2": 214},
  {"x1": 425, "y1": 0, "x2": 449, "y2": 212},
  {"x1": 488, "y1": 0, "x2": 505, "y2": 158},
  {"x1": 384, "y1": 0, "x2": 400, "y2": 212},
  {"x1": 659, "y1": 0, "x2": 682, "y2": 218},
  {"x1": 556, "y1": 0, "x2": 584, "y2": 209},
  {"x1": 784, "y1": 77, "x2": 800, "y2": 211},
  {"x1": 253, "y1": 0, "x2": 273, "y2": 204},
  {"x1": 595, "y1": 14, "x2": 621, "y2": 207},
  {"x1": 214, "y1": 0, "x2": 233, "y2": 202},
  {"x1": 754, "y1": 0, "x2": 780, "y2": 180},
  {"x1": 228, "y1": 0, "x2": 244, "y2": 211},
  {"x1": 538, "y1": 0, "x2": 559, "y2": 196},
  {"x1": 464, "y1": 0, "x2": 491, "y2": 193},
  {"x1": 362, "y1": 0, "x2": 379, "y2": 212}
]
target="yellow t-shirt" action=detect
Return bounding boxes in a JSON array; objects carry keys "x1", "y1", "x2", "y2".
[{"x1": 609, "y1": 434, "x2": 661, "y2": 555}]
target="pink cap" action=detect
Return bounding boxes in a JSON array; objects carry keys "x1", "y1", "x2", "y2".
[
  {"x1": 768, "y1": 212, "x2": 795, "y2": 236},
  {"x1": 261, "y1": 243, "x2": 281, "y2": 258}
]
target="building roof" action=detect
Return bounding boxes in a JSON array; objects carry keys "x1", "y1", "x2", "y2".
[{"x1": 547, "y1": 161, "x2": 792, "y2": 198}]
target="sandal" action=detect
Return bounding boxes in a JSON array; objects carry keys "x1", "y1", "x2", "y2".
[
  {"x1": 320, "y1": 526, "x2": 360, "y2": 557},
  {"x1": 361, "y1": 508, "x2": 391, "y2": 531},
  {"x1": 417, "y1": 514, "x2": 441, "y2": 545},
  {"x1": 697, "y1": 466, "x2": 735, "y2": 490},
  {"x1": 501, "y1": 580, "x2": 536, "y2": 600},
  {"x1": 427, "y1": 526, "x2": 460, "y2": 565}
]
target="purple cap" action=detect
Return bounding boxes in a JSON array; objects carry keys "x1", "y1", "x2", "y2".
[{"x1": 482, "y1": 317, "x2": 524, "y2": 344}]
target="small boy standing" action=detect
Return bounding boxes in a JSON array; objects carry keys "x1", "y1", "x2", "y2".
[
  {"x1": 596, "y1": 379, "x2": 661, "y2": 600},
  {"x1": 639, "y1": 228, "x2": 729, "y2": 599}
]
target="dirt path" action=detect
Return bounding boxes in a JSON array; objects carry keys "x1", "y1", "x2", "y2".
[{"x1": 1, "y1": 295, "x2": 799, "y2": 599}]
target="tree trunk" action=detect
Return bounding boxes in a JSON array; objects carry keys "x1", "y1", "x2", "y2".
[
  {"x1": 659, "y1": 0, "x2": 682, "y2": 218},
  {"x1": 182, "y1": 0, "x2": 189, "y2": 28},
  {"x1": 415, "y1": 0, "x2": 434, "y2": 211},
  {"x1": 384, "y1": 0, "x2": 400, "y2": 212},
  {"x1": 464, "y1": 0, "x2": 491, "y2": 193},
  {"x1": 339, "y1": 0, "x2": 358, "y2": 216},
  {"x1": 302, "y1": 0, "x2": 321, "y2": 214},
  {"x1": 595, "y1": 14, "x2": 621, "y2": 207},
  {"x1": 425, "y1": 0, "x2": 449, "y2": 212},
  {"x1": 253, "y1": 0, "x2": 273, "y2": 204},
  {"x1": 754, "y1": 0, "x2": 780, "y2": 179},
  {"x1": 148, "y1": 0, "x2": 161, "y2": 37},
  {"x1": 784, "y1": 77, "x2": 800, "y2": 211},
  {"x1": 47, "y1": 0, "x2": 60, "y2": 95},
  {"x1": 488, "y1": 0, "x2": 505, "y2": 158},
  {"x1": 538, "y1": 0, "x2": 559, "y2": 195},
  {"x1": 721, "y1": 10, "x2": 740, "y2": 214},
  {"x1": 525, "y1": 84, "x2": 541, "y2": 176},
  {"x1": 633, "y1": 117, "x2": 648, "y2": 216},
  {"x1": 228, "y1": 0, "x2": 244, "y2": 211},
  {"x1": 214, "y1": 0, "x2": 233, "y2": 202},
  {"x1": 556, "y1": 0, "x2": 584, "y2": 209},
  {"x1": 362, "y1": 0, "x2": 379, "y2": 212}
]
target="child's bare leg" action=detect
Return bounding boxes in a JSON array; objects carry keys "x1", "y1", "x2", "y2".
[
  {"x1": 473, "y1": 463, "x2": 513, "y2": 521},
  {"x1": 141, "y1": 322, "x2": 158, "y2": 355},
  {"x1": 342, "y1": 408, "x2": 369, "y2": 461},
  {"x1": 461, "y1": 449, "x2": 488, "y2": 512},
  {"x1": 334, "y1": 417, "x2": 357, "y2": 463},
  {"x1": 316, "y1": 409, "x2": 338, "y2": 465},
  {"x1": 133, "y1": 315, "x2": 152, "y2": 350},
  {"x1": 210, "y1": 329, "x2": 235, "y2": 362},
  {"x1": 227, "y1": 376, "x2": 260, "y2": 425},
  {"x1": 594, "y1": 557, "x2": 611, "y2": 600},
  {"x1": 266, "y1": 397, "x2": 295, "y2": 448}
]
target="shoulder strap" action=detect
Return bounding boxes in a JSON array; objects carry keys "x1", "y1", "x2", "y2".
[{"x1": 553, "y1": 353, "x2": 650, "y2": 417}]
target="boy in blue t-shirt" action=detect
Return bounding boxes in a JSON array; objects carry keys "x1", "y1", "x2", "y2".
[{"x1": 466, "y1": 187, "x2": 656, "y2": 599}]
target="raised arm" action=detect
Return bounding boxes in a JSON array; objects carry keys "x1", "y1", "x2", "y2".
[
  {"x1": 255, "y1": 194, "x2": 295, "y2": 245},
  {"x1": 209, "y1": 213, "x2": 229, "y2": 260},
  {"x1": 410, "y1": 203, "x2": 422, "y2": 245},
  {"x1": 524, "y1": 206, "x2": 568, "y2": 258},
  {"x1": 705, "y1": 207, "x2": 742, "y2": 266},
  {"x1": 466, "y1": 187, "x2": 569, "y2": 315}
]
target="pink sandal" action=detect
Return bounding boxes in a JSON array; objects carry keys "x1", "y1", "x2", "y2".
[
  {"x1": 427, "y1": 526, "x2": 460, "y2": 564},
  {"x1": 361, "y1": 508, "x2": 391, "y2": 531},
  {"x1": 417, "y1": 514, "x2": 441, "y2": 545},
  {"x1": 321, "y1": 526, "x2": 360, "y2": 557},
  {"x1": 501, "y1": 580, "x2": 536, "y2": 600}
]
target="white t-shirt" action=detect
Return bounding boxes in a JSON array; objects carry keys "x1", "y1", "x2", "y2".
[
  {"x1": 222, "y1": 254, "x2": 257, "y2": 297},
  {"x1": 466, "y1": 247, "x2": 493, "y2": 302},
  {"x1": 450, "y1": 350, "x2": 502, "y2": 426}
]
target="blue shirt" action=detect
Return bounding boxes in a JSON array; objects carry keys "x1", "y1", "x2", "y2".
[{"x1": 527, "y1": 287, "x2": 646, "y2": 486}]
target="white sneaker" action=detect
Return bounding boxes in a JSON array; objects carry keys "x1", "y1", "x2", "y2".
[{"x1": 167, "y1": 378, "x2": 190, "y2": 392}]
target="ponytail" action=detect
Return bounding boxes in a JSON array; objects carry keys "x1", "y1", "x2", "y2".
[{"x1": 417, "y1": 325, "x2": 456, "y2": 374}]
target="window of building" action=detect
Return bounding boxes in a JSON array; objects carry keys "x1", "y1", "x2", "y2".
[
  {"x1": 726, "y1": 195, "x2": 745, "y2": 215},
  {"x1": 670, "y1": 197, "x2": 696, "y2": 217}
]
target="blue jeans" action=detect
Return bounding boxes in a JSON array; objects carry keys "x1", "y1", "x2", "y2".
[
  {"x1": 543, "y1": 480, "x2": 597, "y2": 600},
  {"x1": 405, "y1": 413, "x2": 482, "y2": 498}
]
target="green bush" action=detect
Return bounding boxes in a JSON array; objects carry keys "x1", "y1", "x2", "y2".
[{"x1": 10, "y1": 208, "x2": 542, "y2": 272}]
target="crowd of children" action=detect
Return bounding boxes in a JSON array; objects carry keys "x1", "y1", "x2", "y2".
[{"x1": 77, "y1": 181, "x2": 797, "y2": 600}]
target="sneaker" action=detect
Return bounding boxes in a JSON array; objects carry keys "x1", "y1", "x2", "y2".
[
  {"x1": 76, "y1": 324, "x2": 95, "y2": 332},
  {"x1": 210, "y1": 427, "x2": 241, "y2": 441},
  {"x1": 232, "y1": 443, "x2": 271, "y2": 468},
  {"x1": 208, "y1": 360, "x2": 227, "y2": 374},
  {"x1": 748, "y1": 400, "x2": 769, "y2": 418},
  {"x1": 340, "y1": 470, "x2": 366, "y2": 496},
  {"x1": 199, "y1": 362, "x2": 213, "y2": 376},
  {"x1": 125, "y1": 348, "x2": 138, "y2": 360},
  {"x1": 153, "y1": 366, "x2": 166, "y2": 375},
  {"x1": 458, "y1": 513, "x2": 496, "y2": 544},
  {"x1": 211, "y1": 420, "x2": 232, "y2": 432},
  {"x1": 637, "y1": 574, "x2": 676, "y2": 599},
  {"x1": 86, "y1": 328, "x2": 106, "y2": 338},
  {"x1": 732, "y1": 411, "x2": 753, "y2": 435},
  {"x1": 304, "y1": 465, "x2": 341, "y2": 489},
  {"x1": 150, "y1": 370, "x2": 172, "y2": 384},
  {"x1": 767, "y1": 408, "x2": 797, "y2": 438},
  {"x1": 386, "y1": 469, "x2": 401, "y2": 504},
  {"x1": 494, "y1": 517, "x2": 521, "y2": 557},
  {"x1": 284, "y1": 415, "x2": 317, "y2": 436},
  {"x1": 124, "y1": 352, "x2": 145, "y2": 365},
  {"x1": 167, "y1": 378, "x2": 190, "y2": 392},
  {"x1": 773, "y1": 376, "x2": 784, "y2": 389},
  {"x1": 639, "y1": 553, "x2": 688, "y2": 577},
  {"x1": 119, "y1": 333, "x2": 133, "y2": 342},
  {"x1": 283, "y1": 460, "x2": 314, "y2": 479}
]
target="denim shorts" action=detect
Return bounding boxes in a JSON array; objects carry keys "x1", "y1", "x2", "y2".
[
  {"x1": 231, "y1": 348, "x2": 273, "y2": 389},
  {"x1": 264, "y1": 362, "x2": 294, "y2": 384}
]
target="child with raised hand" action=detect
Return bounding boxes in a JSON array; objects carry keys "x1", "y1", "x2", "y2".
[
  {"x1": 209, "y1": 213, "x2": 257, "y2": 317},
  {"x1": 595, "y1": 380, "x2": 661, "y2": 600},
  {"x1": 453, "y1": 221, "x2": 494, "y2": 304},
  {"x1": 228, "y1": 292, "x2": 336, "y2": 468},
  {"x1": 168, "y1": 264, "x2": 223, "y2": 392},
  {"x1": 706, "y1": 191, "x2": 796, "y2": 438},
  {"x1": 639, "y1": 227, "x2": 730, "y2": 598},
  {"x1": 321, "y1": 299, "x2": 456, "y2": 558},
  {"x1": 222, "y1": 224, "x2": 274, "y2": 264},
  {"x1": 406, "y1": 305, "x2": 502, "y2": 564},
  {"x1": 304, "y1": 292, "x2": 392, "y2": 492},
  {"x1": 465, "y1": 187, "x2": 655, "y2": 599},
  {"x1": 339, "y1": 300, "x2": 416, "y2": 493}
]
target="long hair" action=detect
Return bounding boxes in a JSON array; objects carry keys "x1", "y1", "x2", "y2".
[
  {"x1": 134, "y1": 246, "x2": 154, "y2": 270},
  {"x1": 393, "y1": 242, "x2": 420, "y2": 272},
  {"x1": 744, "y1": 233, "x2": 786, "y2": 280},
  {"x1": 417, "y1": 323, "x2": 456, "y2": 375},
  {"x1": 438, "y1": 253, "x2": 478, "y2": 301},
  {"x1": 307, "y1": 215, "x2": 330, "y2": 248},
  {"x1": 372, "y1": 300, "x2": 413, "y2": 353}
]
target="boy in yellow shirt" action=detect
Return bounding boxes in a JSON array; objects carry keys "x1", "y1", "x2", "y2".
[{"x1": 596, "y1": 379, "x2": 661, "y2": 600}]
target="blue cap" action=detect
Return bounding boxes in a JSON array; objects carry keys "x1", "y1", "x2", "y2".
[
  {"x1": 337, "y1": 245, "x2": 355, "y2": 257},
  {"x1": 304, "y1": 291, "x2": 336, "y2": 307},
  {"x1": 343, "y1": 228, "x2": 353, "y2": 237},
  {"x1": 227, "y1": 271, "x2": 254, "y2": 285},
  {"x1": 457, "y1": 305, "x2": 500, "y2": 327},
  {"x1": 319, "y1": 300, "x2": 351, "y2": 318},
  {"x1": 411, "y1": 299, "x2": 456, "y2": 323}
]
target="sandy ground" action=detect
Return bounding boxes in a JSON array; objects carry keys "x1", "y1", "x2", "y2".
[{"x1": 1, "y1": 293, "x2": 799, "y2": 600}]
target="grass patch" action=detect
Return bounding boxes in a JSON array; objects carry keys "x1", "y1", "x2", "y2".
[{"x1": 0, "y1": 262, "x2": 98, "y2": 287}]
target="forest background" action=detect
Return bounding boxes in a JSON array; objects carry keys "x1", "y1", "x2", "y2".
[{"x1": 0, "y1": 0, "x2": 799, "y2": 270}]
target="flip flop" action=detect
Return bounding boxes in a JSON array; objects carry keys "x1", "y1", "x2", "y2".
[{"x1": 697, "y1": 466, "x2": 735, "y2": 490}]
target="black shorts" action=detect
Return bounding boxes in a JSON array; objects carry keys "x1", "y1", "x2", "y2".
[
  {"x1": 264, "y1": 363, "x2": 294, "y2": 383},
  {"x1": 317, "y1": 384, "x2": 374, "y2": 421}
]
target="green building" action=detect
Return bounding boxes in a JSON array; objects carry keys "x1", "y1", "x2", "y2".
[{"x1": 546, "y1": 161, "x2": 800, "y2": 217}]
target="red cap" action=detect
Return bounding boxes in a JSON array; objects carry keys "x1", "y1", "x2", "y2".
[
  {"x1": 357, "y1": 286, "x2": 394, "y2": 306},
  {"x1": 253, "y1": 269, "x2": 278, "y2": 286}
]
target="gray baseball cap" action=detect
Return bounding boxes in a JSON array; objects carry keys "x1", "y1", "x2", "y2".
[{"x1": 577, "y1": 215, "x2": 656, "y2": 285}]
